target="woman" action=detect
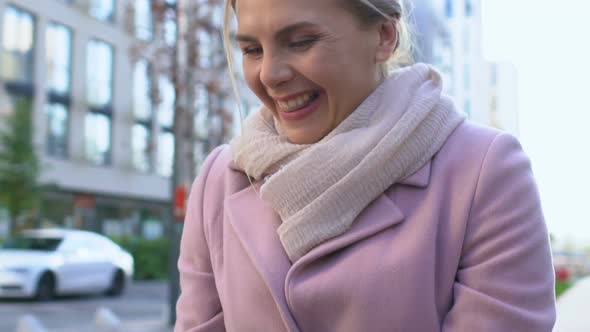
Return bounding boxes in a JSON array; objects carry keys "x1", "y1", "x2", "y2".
[{"x1": 175, "y1": 0, "x2": 556, "y2": 331}]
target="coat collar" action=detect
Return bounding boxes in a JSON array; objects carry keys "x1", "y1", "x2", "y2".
[
  {"x1": 224, "y1": 160, "x2": 430, "y2": 328},
  {"x1": 226, "y1": 160, "x2": 430, "y2": 267},
  {"x1": 398, "y1": 160, "x2": 431, "y2": 188}
]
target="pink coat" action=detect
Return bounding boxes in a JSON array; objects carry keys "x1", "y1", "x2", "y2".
[{"x1": 175, "y1": 121, "x2": 556, "y2": 331}]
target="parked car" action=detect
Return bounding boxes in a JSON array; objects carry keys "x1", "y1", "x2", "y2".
[{"x1": 0, "y1": 228, "x2": 133, "y2": 300}]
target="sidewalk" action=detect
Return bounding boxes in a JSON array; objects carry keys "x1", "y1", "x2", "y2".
[
  {"x1": 554, "y1": 276, "x2": 590, "y2": 332},
  {"x1": 123, "y1": 318, "x2": 173, "y2": 332}
]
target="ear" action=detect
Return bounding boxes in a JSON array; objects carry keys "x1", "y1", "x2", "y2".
[{"x1": 375, "y1": 20, "x2": 398, "y2": 63}]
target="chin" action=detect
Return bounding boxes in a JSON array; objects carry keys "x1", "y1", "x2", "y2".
[{"x1": 283, "y1": 125, "x2": 330, "y2": 144}]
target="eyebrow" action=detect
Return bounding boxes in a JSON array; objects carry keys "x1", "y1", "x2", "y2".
[{"x1": 236, "y1": 21, "x2": 320, "y2": 43}]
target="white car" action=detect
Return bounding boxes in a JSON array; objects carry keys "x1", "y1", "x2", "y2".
[{"x1": 0, "y1": 228, "x2": 134, "y2": 300}]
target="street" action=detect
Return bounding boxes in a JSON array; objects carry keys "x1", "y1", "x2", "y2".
[{"x1": 0, "y1": 280, "x2": 172, "y2": 332}]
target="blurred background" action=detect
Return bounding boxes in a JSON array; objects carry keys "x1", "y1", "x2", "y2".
[{"x1": 0, "y1": 0, "x2": 588, "y2": 331}]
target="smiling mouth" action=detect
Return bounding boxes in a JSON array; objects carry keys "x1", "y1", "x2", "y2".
[{"x1": 275, "y1": 91, "x2": 320, "y2": 113}]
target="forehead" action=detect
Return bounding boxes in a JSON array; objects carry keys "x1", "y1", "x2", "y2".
[{"x1": 235, "y1": 0, "x2": 350, "y2": 32}]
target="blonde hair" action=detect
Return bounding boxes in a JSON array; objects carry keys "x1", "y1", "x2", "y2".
[{"x1": 222, "y1": 0, "x2": 414, "y2": 117}]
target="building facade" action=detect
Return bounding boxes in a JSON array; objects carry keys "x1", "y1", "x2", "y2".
[
  {"x1": 414, "y1": 0, "x2": 519, "y2": 136},
  {"x1": 0, "y1": 0, "x2": 237, "y2": 238}
]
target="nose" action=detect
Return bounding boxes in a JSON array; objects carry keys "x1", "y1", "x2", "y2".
[{"x1": 259, "y1": 53, "x2": 294, "y2": 89}]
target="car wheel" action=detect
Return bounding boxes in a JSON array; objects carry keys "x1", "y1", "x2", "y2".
[
  {"x1": 105, "y1": 269, "x2": 125, "y2": 297},
  {"x1": 35, "y1": 272, "x2": 55, "y2": 301}
]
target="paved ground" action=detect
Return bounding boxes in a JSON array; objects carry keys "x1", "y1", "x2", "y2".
[
  {"x1": 554, "y1": 276, "x2": 590, "y2": 332},
  {"x1": 0, "y1": 281, "x2": 173, "y2": 332}
]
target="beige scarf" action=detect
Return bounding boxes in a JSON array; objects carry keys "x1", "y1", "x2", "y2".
[{"x1": 230, "y1": 63, "x2": 465, "y2": 262}]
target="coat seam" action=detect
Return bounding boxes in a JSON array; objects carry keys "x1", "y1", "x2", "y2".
[{"x1": 462, "y1": 132, "x2": 503, "y2": 261}]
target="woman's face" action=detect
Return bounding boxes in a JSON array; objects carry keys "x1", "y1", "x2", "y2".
[{"x1": 236, "y1": 0, "x2": 387, "y2": 144}]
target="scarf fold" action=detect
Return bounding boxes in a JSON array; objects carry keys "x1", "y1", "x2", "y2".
[{"x1": 230, "y1": 63, "x2": 465, "y2": 262}]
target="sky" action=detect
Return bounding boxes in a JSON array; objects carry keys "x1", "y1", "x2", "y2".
[{"x1": 481, "y1": 0, "x2": 590, "y2": 249}]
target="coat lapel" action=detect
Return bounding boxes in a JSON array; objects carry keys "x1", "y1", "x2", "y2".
[
  {"x1": 224, "y1": 161, "x2": 432, "y2": 327},
  {"x1": 225, "y1": 184, "x2": 299, "y2": 330},
  {"x1": 291, "y1": 192, "x2": 405, "y2": 269},
  {"x1": 292, "y1": 161, "x2": 431, "y2": 267}
]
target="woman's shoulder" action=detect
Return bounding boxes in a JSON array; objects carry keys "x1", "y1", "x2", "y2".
[
  {"x1": 431, "y1": 119, "x2": 530, "y2": 185},
  {"x1": 196, "y1": 144, "x2": 252, "y2": 199},
  {"x1": 450, "y1": 119, "x2": 511, "y2": 145},
  {"x1": 441, "y1": 119, "x2": 525, "y2": 160}
]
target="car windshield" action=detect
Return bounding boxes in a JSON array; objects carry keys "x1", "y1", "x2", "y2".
[{"x1": 2, "y1": 236, "x2": 63, "y2": 251}]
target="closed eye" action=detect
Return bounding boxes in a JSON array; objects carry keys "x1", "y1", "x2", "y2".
[
  {"x1": 288, "y1": 38, "x2": 317, "y2": 51},
  {"x1": 242, "y1": 45, "x2": 263, "y2": 57}
]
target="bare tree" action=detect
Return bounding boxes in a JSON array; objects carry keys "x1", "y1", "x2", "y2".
[{"x1": 126, "y1": 0, "x2": 233, "y2": 325}]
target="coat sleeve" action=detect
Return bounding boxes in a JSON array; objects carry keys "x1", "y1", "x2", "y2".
[
  {"x1": 441, "y1": 133, "x2": 556, "y2": 331},
  {"x1": 175, "y1": 146, "x2": 226, "y2": 332}
]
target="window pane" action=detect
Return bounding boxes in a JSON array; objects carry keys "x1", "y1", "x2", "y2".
[
  {"x1": 1, "y1": 6, "x2": 35, "y2": 83},
  {"x1": 445, "y1": 0, "x2": 453, "y2": 18},
  {"x1": 133, "y1": 59, "x2": 151, "y2": 120},
  {"x1": 157, "y1": 132, "x2": 174, "y2": 177},
  {"x1": 85, "y1": 112, "x2": 111, "y2": 165},
  {"x1": 158, "y1": 76, "x2": 174, "y2": 127},
  {"x1": 87, "y1": 40, "x2": 113, "y2": 108},
  {"x1": 46, "y1": 23, "x2": 72, "y2": 94},
  {"x1": 135, "y1": 0, "x2": 153, "y2": 40},
  {"x1": 88, "y1": 0, "x2": 114, "y2": 21},
  {"x1": 46, "y1": 103, "x2": 69, "y2": 158},
  {"x1": 132, "y1": 124, "x2": 151, "y2": 172},
  {"x1": 465, "y1": 0, "x2": 473, "y2": 16}
]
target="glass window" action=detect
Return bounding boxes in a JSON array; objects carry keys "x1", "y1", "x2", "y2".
[
  {"x1": 2, "y1": 236, "x2": 63, "y2": 251},
  {"x1": 465, "y1": 0, "x2": 473, "y2": 16},
  {"x1": 133, "y1": 59, "x2": 152, "y2": 121},
  {"x1": 157, "y1": 131, "x2": 174, "y2": 177},
  {"x1": 132, "y1": 123, "x2": 152, "y2": 172},
  {"x1": 45, "y1": 23, "x2": 72, "y2": 159},
  {"x1": 444, "y1": 0, "x2": 453, "y2": 18},
  {"x1": 46, "y1": 103, "x2": 69, "y2": 158},
  {"x1": 158, "y1": 76, "x2": 174, "y2": 128},
  {"x1": 135, "y1": 0, "x2": 153, "y2": 40},
  {"x1": 46, "y1": 23, "x2": 72, "y2": 95},
  {"x1": 88, "y1": 0, "x2": 115, "y2": 22},
  {"x1": 0, "y1": 6, "x2": 35, "y2": 83},
  {"x1": 86, "y1": 39, "x2": 114, "y2": 109},
  {"x1": 85, "y1": 112, "x2": 111, "y2": 165}
]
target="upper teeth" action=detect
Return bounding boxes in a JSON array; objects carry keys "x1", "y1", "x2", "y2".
[{"x1": 276, "y1": 92, "x2": 315, "y2": 112}]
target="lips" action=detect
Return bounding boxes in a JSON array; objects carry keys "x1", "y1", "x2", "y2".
[
  {"x1": 273, "y1": 90, "x2": 322, "y2": 122},
  {"x1": 275, "y1": 91, "x2": 320, "y2": 112}
]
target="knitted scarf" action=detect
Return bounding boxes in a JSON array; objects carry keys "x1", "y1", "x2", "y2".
[{"x1": 230, "y1": 63, "x2": 465, "y2": 262}]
